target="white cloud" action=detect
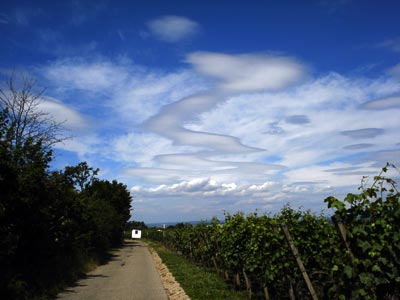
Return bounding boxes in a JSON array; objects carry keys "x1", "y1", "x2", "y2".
[
  {"x1": 111, "y1": 132, "x2": 204, "y2": 167},
  {"x1": 54, "y1": 133, "x2": 100, "y2": 157},
  {"x1": 35, "y1": 52, "x2": 400, "y2": 223},
  {"x1": 284, "y1": 162, "x2": 379, "y2": 188},
  {"x1": 116, "y1": 57, "x2": 400, "y2": 215},
  {"x1": 183, "y1": 73, "x2": 400, "y2": 172},
  {"x1": 41, "y1": 57, "x2": 207, "y2": 125},
  {"x1": 156, "y1": 154, "x2": 234, "y2": 171},
  {"x1": 132, "y1": 178, "x2": 270, "y2": 197},
  {"x1": 146, "y1": 16, "x2": 200, "y2": 42},
  {"x1": 130, "y1": 176, "x2": 337, "y2": 222},
  {"x1": 143, "y1": 92, "x2": 263, "y2": 154},
  {"x1": 113, "y1": 70, "x2": 207, "y2": 124},
  {"x1": 139, "y1": 52, "x2": 309, "y2": 162},
  {"x1": 39, "y1": 97, "x2": 89, "y2": 130},
  {"x1": 361, "y1": 95, "x2": 400, "y2": 110},
  {"x1": 388, "y1": 63, "x2": 400, "y2": 77},
  {"x1": 186, "y1": 52, "x2": 308, "y2": 92},
  {"x1": 42, "y1": 58, "x2": 129, "y2": 92}
]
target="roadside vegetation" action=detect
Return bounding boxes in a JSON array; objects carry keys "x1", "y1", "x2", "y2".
[
  {"x1": 145, "y1": 239, "x2": 248, "y2": 300},
  {"x1": 0, "y1": 75, "x2": 132, "y2": 300},
  {"x1": 146, "y1": 164, "x2": 400, "y2": 300}
]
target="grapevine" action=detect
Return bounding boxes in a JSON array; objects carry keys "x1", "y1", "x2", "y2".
[{"x1": 146, "y1": 164, "x2": 400, "y2": 299}]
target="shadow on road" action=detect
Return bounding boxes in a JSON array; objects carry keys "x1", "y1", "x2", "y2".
[
  {"x1": 123, "y1": 239, "x2": 144, "y2": 247},
  {"x1": 57, "y1": 242, "x2": 141, "y2": 297},
  {"x1": 81, "y1": 274, "x2": 108, "y2": 279}
]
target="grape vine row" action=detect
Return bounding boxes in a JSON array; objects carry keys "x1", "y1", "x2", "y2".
[{"x1": 146, "y1": 164, "x2": 400, "y2": 300}]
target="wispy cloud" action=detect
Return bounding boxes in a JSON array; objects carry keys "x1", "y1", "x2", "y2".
[
  {"x1": 15, "y1": 9, "x2": 29, "y2": 26},
  {"x1": 0, "y1": 7, "x2": 39, "y2": 26},
  {"x1": 117, "y1": 30, "x2": 125, "y2": 41},
  {"x1": 360, "y1": 95, "x2": 400, "y2": 110},
  {"x1": 341, "y1": 128, "x2": 385, "y2": 139},
  {"x1": 342, "y1": 143, "x2": 374, "y2": 150},
  {"x1": 378, "y1": 37, "x2": 400, "y2": 53},
  {"x1": 318, "y1": 0, "x2": 350, "y2": 13},
  {"x1": 68, "y1": 1, "x2": 107, "y2": 27},
  {"x1": 34, "y1": 28, "x2": 98, "y2": 57},
  {"x1": 146, "y1": 15, "x2": 200, "y2": 42},
  {"x1": 38, "y1": 56, "x2": 209, "y2": 169},
  {"x1": 285, "y1": 115, "x2": 311, "y2": 125},
  {"x1": 0, "y1": 12, "x2": 10, "y2": 24},
  {"x1": 111, "y1": 132, "x2": 202, "y2": 167},
  {"x1": 388, "y1": 63, "x2": 400, "y2": 77},
  {"x1": 40, "y1": 57, "x2": 206, "y2": 123},
  {"x1": 42, "y1": 58, "x2": 129, "y2": 92},
  {"x1": 11, "y1": 7, "x2": 44, "y2": 27}
]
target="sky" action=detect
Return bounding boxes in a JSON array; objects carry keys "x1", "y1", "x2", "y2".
[{"x1": 0, "y1": 0, "x2": 399, "y2": 223}]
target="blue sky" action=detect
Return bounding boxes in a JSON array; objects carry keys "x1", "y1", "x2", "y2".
[{"x1": 1, "y1": 0, "x2": 399, "y2": 223}]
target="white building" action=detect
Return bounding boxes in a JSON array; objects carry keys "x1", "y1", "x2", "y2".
[{"x1": 131, "y1": 229, "x2": 142, "y2": 239}]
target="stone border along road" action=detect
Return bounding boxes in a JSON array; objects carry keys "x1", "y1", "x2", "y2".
[
  {"x1": 148, "y1": 244, "x2": 191, "y2": 300},
  {"x1": 55, "y1": 240, "x2": 190, "y2": 300}
]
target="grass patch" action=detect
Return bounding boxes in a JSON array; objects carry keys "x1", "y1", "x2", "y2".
[{"x1": 145, "y1": 239, "x2": 248, "y2": 300}]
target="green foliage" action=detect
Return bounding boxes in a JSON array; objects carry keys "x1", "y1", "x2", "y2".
[
  {"x1": 149, "y1": 208, "x2": 340, "y2": 299},
  {"x1": 324, "y1": 163, "x2": 400, "y2": 299},
  {"x1": 125, "y1": 220, "x2": 148, "y2": 230},
  {"x1": 82, "y1": 179, "x2": 132, "y2": 248},
  {"x1": 149, "y1": 165, "x2": 400, "y2": 299},
  {"x1": 64, "y1": 162, "x2": 99, "y2": 191},
  {"x1": 0, "y1": 106, "x2": 132, "y2": 300}
]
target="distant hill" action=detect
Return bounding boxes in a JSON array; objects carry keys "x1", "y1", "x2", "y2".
[{"x1": 147, "y1": 220, "x2": 211, "y2": 228}]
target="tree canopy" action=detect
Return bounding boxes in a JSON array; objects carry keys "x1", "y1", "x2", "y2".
[{"x1": 0, "y1": 76, "x2": 132, "y2": 300}]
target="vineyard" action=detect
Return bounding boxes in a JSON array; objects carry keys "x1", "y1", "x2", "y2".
[{"x1": 146, "y1": 164, "x2": 400, "y2": 300}]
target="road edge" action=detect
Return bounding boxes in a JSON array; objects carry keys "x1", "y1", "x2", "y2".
[{"x1": 146, "y1": 244, "x2": 191, "y2": 300}]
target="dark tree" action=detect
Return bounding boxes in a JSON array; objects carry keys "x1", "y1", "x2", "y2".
[
  {"x1": 64, "y1": 162, "x2": 99, "y2": 191},
  {"x1": 0, "y1": 75, "x2": 133, "y2": 299},
  {"x1": 82, "y1": 179, "x2": 132, "y2": 247},
  {"x1": 0, "y1": 74, "x2": 67, "y2": 150}
]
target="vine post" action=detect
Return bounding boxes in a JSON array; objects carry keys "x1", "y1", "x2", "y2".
[
  {"x1": 281, "y1": 223, "x2": 319, "y2": 300},
  {"x1": 242, "y1": 268, "x2": 252, "y2": 299},
  {"x1": 331, "y1": 214, "x2": 354, "y2": 259}
]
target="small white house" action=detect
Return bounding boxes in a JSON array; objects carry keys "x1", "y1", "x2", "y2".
[{"x1": 131, "y1": 229, "x2": 142, "y2": 239}]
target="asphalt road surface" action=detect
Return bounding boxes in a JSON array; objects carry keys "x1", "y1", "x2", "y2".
[{"x1": 56, "y1": 240, "x2": 168, "y2": 300}]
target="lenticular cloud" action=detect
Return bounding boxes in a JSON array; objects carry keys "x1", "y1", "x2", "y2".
[{"x1": 186, "y1": 52, "x2": 308, "y2": 92}]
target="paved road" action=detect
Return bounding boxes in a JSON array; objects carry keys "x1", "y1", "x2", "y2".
[{"x1": 56, "y1": 240, "x2": 168, "y2": 300}]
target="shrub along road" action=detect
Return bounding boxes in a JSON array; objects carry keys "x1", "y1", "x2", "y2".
[{"x1": 56, "y1": 240, "x2": 168, "y2": 300}]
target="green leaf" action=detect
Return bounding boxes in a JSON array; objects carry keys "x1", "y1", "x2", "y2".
[
  {"x1": 324, "y1": 196, "x2": 345, "y2": 211},
  {"x1": 358, "y1": 240, "x2": 371, "y2": 252},
  {"x1": 372, "y1": 264, "x2": 382, "y2": 273},
  {"x1": 344, "y1": 265, "x2": 353, "y2": 279}
]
